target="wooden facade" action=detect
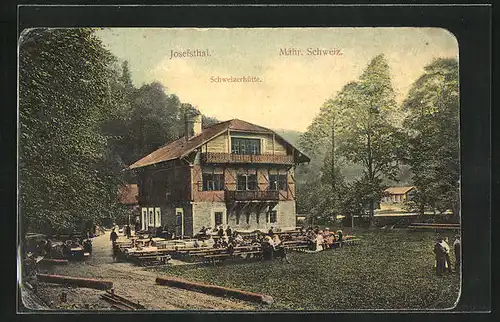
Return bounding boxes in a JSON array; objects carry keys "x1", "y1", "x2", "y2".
[{"x1": 130, "y1": 119, "x2": 309, "y2": 236}]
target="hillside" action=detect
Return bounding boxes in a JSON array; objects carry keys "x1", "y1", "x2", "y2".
[{"x1": 273, "y1": 128, "x2": 413, "y2": 186}]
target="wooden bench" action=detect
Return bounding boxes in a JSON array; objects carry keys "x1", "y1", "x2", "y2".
[
  {"x1": 333, "y1": 238, "x2": 360, "y2": 246},
  {"x1": 285, "y1": 244, "x2": 311, "y2": 251},
  {"x1": 203, "y1": 251, "x2": 263, "y2": 265},
  {"x1": 131, "y1": 254, "x2": 171, "y2": 266},
  {"x1": 408, "y1": 225, "x2": 460, "y2": 230}
]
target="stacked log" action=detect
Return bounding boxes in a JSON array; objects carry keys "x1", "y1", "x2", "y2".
[
  {"x1": 156, "y1": 276, "x2": 273, "y2": 304},
  {"x1": 36, "y1": 274, "x2": 113, "y2": 290}
]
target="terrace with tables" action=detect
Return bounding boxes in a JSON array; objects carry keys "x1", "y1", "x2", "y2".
[{"x1": 113, "y1": 229, "x2": 360, "y2": 266}]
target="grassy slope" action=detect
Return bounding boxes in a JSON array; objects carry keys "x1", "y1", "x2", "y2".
[{"x1": 155, "y1": 230, "x2": 460, "y2": 311}]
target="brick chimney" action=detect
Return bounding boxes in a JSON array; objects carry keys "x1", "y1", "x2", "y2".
[{"x1": 185, "y1": 111, "x2": 202, "y2": 139}]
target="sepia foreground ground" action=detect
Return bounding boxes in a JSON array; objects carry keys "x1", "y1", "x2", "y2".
[
  {"x1": 24, "y1": 229, "x2": 460, "y2": 311},
  {"x1": 27, "y1": 231, "x2": 255, "y2": 311}
]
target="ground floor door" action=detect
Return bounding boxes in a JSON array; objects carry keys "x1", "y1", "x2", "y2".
[{"x1": 175, "y1": 208, "x2": 184, "y2": 238}]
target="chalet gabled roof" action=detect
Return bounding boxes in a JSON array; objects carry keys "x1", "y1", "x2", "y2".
[
  {"x1": 128, "y1": 118, "x2": 310, "y2": 170},
  {"x1": 385, "y1": 186, "x2": 416, "y2": 195}
]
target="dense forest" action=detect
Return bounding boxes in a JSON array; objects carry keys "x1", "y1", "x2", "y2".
[
  {"x1": 19, "y1": 29, "x2": 217, "y2": 234},
  {"x1": 19, "y1": 28, "x2": 459, "y2": 234}
]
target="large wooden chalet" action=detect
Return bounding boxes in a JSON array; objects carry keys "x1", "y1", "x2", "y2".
[{"x1": 128, "y1": 113, "x2": 310, "y2": 237}]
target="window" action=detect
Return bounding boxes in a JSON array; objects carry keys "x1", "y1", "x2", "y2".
[
  {"x1": 214, "y1": 212, "x2": 223, "y2": 226},
  {"x1": 268, "y1": 210, "x2": 277, "y2": 223},
  {"x1": 231, "y1": 138, "x2": 261, "y2": 155},
  {"x1": 154, "y1": 208, "x2": 161, "y2": 228},
  {"x1": 269, "y1": 174, "x2": 287, "y2": 191},
  {"x1": 248, "y1": 174, "x2": 258, "y2": 190},
  {"x1": 176, "y1": 211, "x2": 183, "y2": 225},
  {"x1": 141, "y1": 208, "x2": 148, "y2": 230},
  {"x1": 149, "y1": 210, "x2": 154, "y2": 226},
  {"x1": 202, "y1": 173, "x2": 224, "y2": 191},
  {"x1": 237, "y1": 174, "x2": 258, "y2": 191},
  {"x1": 256, "y1": 213, "x2": 260, "y2": 223}
]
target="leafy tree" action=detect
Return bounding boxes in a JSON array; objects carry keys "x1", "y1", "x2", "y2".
[
  {"x1": 333, "y1": 55, "x2": 402, "y2": 225},
  {"x1": 126, "y1": 82, "x2": 183, "y2": 164},
  {"x1": 19, "y1": 28, "x2": 125, "y2": 234},
  {"x1": 202, "y1": 115, "x2": 219, "y2": 127},
  {"x1": 299, "y1": 55, "x2": 402, "y2": 225},
  {"x1": 402, "y1": 58, "x2": 459, "y2": 217}
]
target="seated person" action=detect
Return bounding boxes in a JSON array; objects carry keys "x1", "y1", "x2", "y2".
[
  {"x1": 272, "y1": 234, "x2": 282, "y2": 249},
  {"x1": 337, "y1": 230, "x2": 343, "y2": 243},
  {"x1": 265, "y1": 235, "x2": 275, "y2": 248},
  {"x1": 147, "y1": 237, "x2": 155, "y2": 247},
  {"x1": 227, "y1": 241, "x2": 235, "y2": 254},
  {"x1": 322, "y1": 229, "x2": 330, "y2": 248},
  {"x1": 316, "y1": 233, "x2": 325, "y2": 252},
  {"x1": 234, "y1": 233, "x2": 244, "y2": 245},
  {"x1": 205, "y1": 235, "x2": 215, "y2": 248},
  {"x1": 326, "y1": 234, "x2": 335, "y2": 248}
]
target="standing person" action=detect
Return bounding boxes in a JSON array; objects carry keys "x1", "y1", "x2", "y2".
[
  {"x1": 226, "y1": 226, "x2": 232, "y2": 238},
  {"x1": 453, "y1": 235, "x2": 461, "y2": 272},
  {"x1": 441, "y1": 237, "x2": 452, "y2": 273},
  {"x1": 316, "y1": 231, "x2": 324, "y2": 252},
  {"x1": 337, "y1": 230, "x2": 343, "y2": 248},
  {"x1": 44, "y1": 239, "x2": 53, "y2": 258},
  {"x1": 434, "y1": 236, "x2": 446, "y2": 276},
  {"x1": 126, "y1": 224, "x2": 132, "y2": 239},
  {"x1": 218, "y1": 226, "x2": 224, "y2": 238},
  {"x1": 134, "y1": 221, "x2": 141, "y2": 235},
  {"x1": 268, "y1": 226, "x2": 274, "y2": 237},
  {"x1": 110, "y1": 228, "x2": 118, "y2": 245}
]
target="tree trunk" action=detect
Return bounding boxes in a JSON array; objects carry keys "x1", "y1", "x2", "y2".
[
  {"x1": 367, "y1": 132, "x2": 375, "y2": 227},
  {"x1": 369, "y1": 200, "x2": 375, "y2": 227}
]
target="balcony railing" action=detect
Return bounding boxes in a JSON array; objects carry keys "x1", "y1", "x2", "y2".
[
  {"x1": 202, "y1": 152, "x2": 294, "y2": 165},
  {"x1": 225, "y1": 190, "x2": 280, "y2": 202}
]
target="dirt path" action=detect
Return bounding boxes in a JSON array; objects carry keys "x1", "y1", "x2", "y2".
[{"x1": 34, "y1": 232, "x2": 256, "y2": 311}]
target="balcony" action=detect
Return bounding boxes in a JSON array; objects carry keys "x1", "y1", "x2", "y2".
[
  {"x1": 225, "y1": 190, "x2": 280, "y2": 202},
  {"x1": 202, "y1": 152, "x2": 294, "y2": 165}
]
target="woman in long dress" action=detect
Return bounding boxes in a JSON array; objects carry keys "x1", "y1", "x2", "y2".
[{"x1": 316, "y1": 231, "x2": 324, "y2": 252}]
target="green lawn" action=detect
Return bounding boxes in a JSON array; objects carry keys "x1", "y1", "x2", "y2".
[{"x1": 153, "y1": 229, "x2": 460, "y2": 311}]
